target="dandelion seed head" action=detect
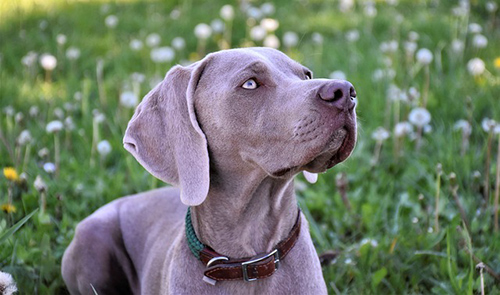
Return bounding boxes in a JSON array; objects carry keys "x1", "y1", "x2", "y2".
[
  {"x1": 43, "y1": 162, "x2": 56, "y2": 174},
  {"x1": 66, "y1": 47, "x2": 81, "y2": 60},
  {"x1": 263, "y1": 34, "x2": 280, "y2": 49},
  {"x1": 311, "y1": 32, "x2": 323, "y2": 45},
  {"x1": 38, "y1": 148, "x2": 49, "y2": 158},
  {"x1": 408, "y1": 107, "x2": 431, "y2": 127},
  {"x1": 260, "y1": 18, "x2": 279, "y2": 32},
  {"x1": 486, "y1": 1, "x2": 498, "y2": 12},
  {"x1": 372, "y1": 127, "x2": 390, "y2": 142},
  {"x1": 220, "y1": 5, "x2": 235, "y2": 21},
  {"x1": 40, "y1": 54, "x2": 57, "y2": 71},
  {"x1": 65, "y1": 117, "x2": 75, "y2": 130},
  {"x1": 105, "y1": 15, "x2": 119, "y2": 28},
  {"x1": 412, "y1": 217, "x2": 419, "y2": 223},
  {"x1": 482, "y1": 118, "x2": 497, "y2": 132},
  {"x1": 260, "y1": 3, "x2": 275, "y2": 15},
  {"x1": 467, "y1": 58, "x2": 485, "y2": 76},
  {"x1": 29, "y1": 106, "x2": 39, "y2": 117},
  {"x1": 329, "y1": 71, "x2": 346, "y2": 80},
  {"x1": 129, "y1": 39, "x2": 143, "y2": 51},
  {"x1": 247, "y1": 7, "x2": 263, "y2": 20},
  {"x1": 282, "y1": 31, "x2": 299, "y2": 48},
  {"x1": 93, "y1": 110, "x2": 106, "y2": 124},
  {"x1": 211, "y1": 19, "x2": 225, "y2": 33},
  {"x1": 54, "y1": 107, "x2": 64, "y2": 120},
  {"x1": 120, "y1": 91, "x2": 138, "y2": 108},
  {"x1": 15, "y1": 112, "x2": 24, "y2": 123},
  {"x1": 171, "y1": 37, "x2": 186, "y2": 50},
  {"x1": 408, "y1": 31, "x2": 419, "y2": 42},
  {"x1": 453, "y1": 120, "x2": 472, "y2": 136},
  {"x1": 363, "y1": 3, "x2": 377, "y2": 18},
  {"x1": 451, "y1": 39, "x2": 464, "y2": 53},
  {"x1": 468, "y1": 23, "x2": 482, "y2": 34},
  {"x1": 22, "y1": 51, "x2": 38, "y2": 67},
  {"x1": 150, "y1": 46, "x2": 175, "y2": 63},
  {"x1": 46, "y1": 120, "x2": 64, "y2": 133},
  {"x1": 472, "y1": 34, "x2": 488, "y2": 49},
  {"x1": 394, "y1": 122, "x2": 413, "y2": 137},
  {"x1": 194, "y1": 23, "x2": 212, "y2": 40},
  {"x1": 74, "y1": 91, "x2": 83, "y2": 101},
  {"x1": 345, "y1": 30, "x2": 360, "y2": 42},
  {"x1": 250, "y1": 26, "x2": 267, "y2": 41},
  {"x1": 404, "y1": 41, "x2": 417, "y2": 55},
  {"x1": 97, "y1": 140, "x2": 112, "y2": 156},
  {"x1": 56, "y1": 34, "x2": 67, "y2": 45},
  {"x1": 18, "y1": 130, "x2": 32, "y2": 145},
  {"x1": 339, "y1": 0, "x2": 354, "y2": 13},
  {"x1": 34, "y1": 175, "x2": 47, "y2": 192},
  {"x1": 170, "y1": 9, "x2": 181, "y2": 20},
  {"x1": 146, "y1": 33, "x2": 161, "y2": 48},
  {"x1": 416, "y1": 48, "x2": 433, "y2": 65},
  {"x1": 130, "y1": 72, "x2": 146, "y2": 83},
  {"x1": 0, "y1": 270, "x2": 17, "y2": 295}
]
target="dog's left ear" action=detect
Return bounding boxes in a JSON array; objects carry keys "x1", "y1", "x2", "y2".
[{"x1": 123, "y1": 57, "x2": 212, "y2": 206}]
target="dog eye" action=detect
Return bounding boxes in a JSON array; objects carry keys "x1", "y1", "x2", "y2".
[{"x1": 242, "y1": 79, "x2": 258, "y2": 89}]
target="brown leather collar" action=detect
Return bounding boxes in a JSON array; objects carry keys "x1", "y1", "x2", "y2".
[{"x1": 187, "y1": 209, "x2": 301, "y2": 283}]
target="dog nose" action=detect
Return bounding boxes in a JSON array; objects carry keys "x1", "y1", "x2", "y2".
[{"x1": 318, "y1": 80, "x2": 356, "y2": 109}]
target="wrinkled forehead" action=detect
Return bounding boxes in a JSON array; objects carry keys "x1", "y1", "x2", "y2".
[{"x1": 206, "y1": 48, "x2": 309, "y2": 79}]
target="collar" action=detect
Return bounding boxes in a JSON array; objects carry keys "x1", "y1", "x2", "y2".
[{"x1": 185, "y1": 207, "x2": 301, "y2": 284}]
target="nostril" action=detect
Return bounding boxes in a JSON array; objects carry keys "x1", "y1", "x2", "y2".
[
  {"x1": 350, "y1": 87, "x2": 356, "y2": 99},
  {"x1": 334, "y1": 89, "x2": 343, "y2": 101}
]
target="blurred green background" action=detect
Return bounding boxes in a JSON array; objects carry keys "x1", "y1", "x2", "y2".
[{"x1": 1, "y1": 0, "x2": 500, "y2": 293}]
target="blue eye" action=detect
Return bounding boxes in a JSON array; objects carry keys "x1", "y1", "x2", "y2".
[{"x1": 242, "y1": 79, "x2": 258, "y2": 89}]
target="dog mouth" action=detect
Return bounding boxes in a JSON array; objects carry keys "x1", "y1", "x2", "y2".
[
  {"x1": 271, "y1": 125, "x2": 355, "y2": 178},
  {"x1": 302, "y1": 125, "x2": 355, "y2": 172}
]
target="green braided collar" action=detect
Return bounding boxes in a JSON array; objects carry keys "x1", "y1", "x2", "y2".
[{"x1": 185, "y1": 207, "x2": 205, "y2": 260}]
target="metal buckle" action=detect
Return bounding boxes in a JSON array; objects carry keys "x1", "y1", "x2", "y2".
[
  {"x1": 206, "y1": 256, "x2": 229, "y2": 267},
  {"x1": 241, "y1": 249, "x2": 280, "y2": 282}
]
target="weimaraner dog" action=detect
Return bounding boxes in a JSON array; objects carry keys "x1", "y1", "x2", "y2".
[{"x1": 62, "y1": 47, "x2": 357, "y2": 294}]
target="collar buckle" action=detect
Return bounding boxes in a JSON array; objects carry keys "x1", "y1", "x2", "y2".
[{"x1": 241, "y1": 249, "x2": 280, "y2": 282}]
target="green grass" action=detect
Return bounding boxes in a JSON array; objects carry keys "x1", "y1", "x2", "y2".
[{"x1": 1, "y1": 0, "x2": 500, "y2": 293}]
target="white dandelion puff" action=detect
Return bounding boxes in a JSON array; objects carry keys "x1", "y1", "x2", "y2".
[
  {"x1": 150, "y1": 47, "x2": 175, "y2": 63},
  {"x1": 120, "y1": 91, "x2": 139, "y2": 108},
  {"x1": 194, "y1": 23, "x2": 212, "y2": 40},
  {"x1": 263, "y1": 35, "x2": 280, "y2": 49},
  {"x1": 467, "y1": 58, "x2": 485, "y2": 76},
  {"x1": 146, "y1": 33, "x2": 161, "y2": 48},
  {"x1": 97, "y1": 140, "x2": 112, "y2": 156},
  {"x1": 129, "y1": 39, "x2": 144, "y2": 51},
  {"x1": 408, "y1": 108, "x2": 431, "y2": 127},
  {"x1": 416, "y1": 48, "x2": 433, "y2": 65},
  {"x1": 46, "y1": 120, "x2": 64, "y2": 133},
  {"x1": 372, "y1": 127, "x2": 390, "y2": 142},
  {"x1": 105, "y1": 15, "x2": 119, "y2": 28},
  {"x1": 40, "y1": 54, "x2": 57, "y2": 70},
  {"x1": 282, "y1": 31, "x2": 299, "y2": 48}
]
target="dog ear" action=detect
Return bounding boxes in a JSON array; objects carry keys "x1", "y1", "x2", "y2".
[{"x1": 123, "y1": 58, "x2": 211, "y2": 206}]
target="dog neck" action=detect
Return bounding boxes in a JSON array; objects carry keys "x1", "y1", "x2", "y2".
[{"x1": 190, "y1": 167, "x2": 299, "y2": 259}]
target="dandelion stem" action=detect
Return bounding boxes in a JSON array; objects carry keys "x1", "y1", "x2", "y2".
[
  {"x1": 96, "y1": 59, "x2": 106, "y2": 106},
  {"x1": 494, "y1": 133, "x2": 500, "y2": 232},
  {"x1": 450, "y1": 173, "x2": 471, "y2": 234},
  {"x1": 434, "y1": 165, "x2": 442, "y2": 232},
  {"x1": 484, "y1": 130, "x2": 493, "y2": 206},
  {"x1": 371, "y1": 140, "x2": 383, "y2": 166},
  {"x1": 54, "y1": 133, "x2": 60, "y2": 178},
  {"x1": 22, "y1": 143, "x2": 31, "y2": 173},
  {"x1": 90, "y1": 119, "x2": 98, "y2": 168},
  {"x1": 415, "y1": 126, "x2": 423, "y2": 152},
  {"x1": 40, "y1": 191, "x2": 46, "y2": 216},
  {"x1": 422, "y1": 65, "x2": 429, "y2": 108}
]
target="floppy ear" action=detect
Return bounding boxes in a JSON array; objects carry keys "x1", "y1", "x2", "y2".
[{"x1": 123, "y1": 58, "x2": 211, "y2": 206}]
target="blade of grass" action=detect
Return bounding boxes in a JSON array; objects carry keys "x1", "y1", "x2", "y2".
[{"x1": 0, "y1": 209, "x2": 39, "y2": 244}]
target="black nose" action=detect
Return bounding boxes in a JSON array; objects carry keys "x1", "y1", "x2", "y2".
[{"x1": 318, "y1": 80, "x2": 356, "y2": 109}]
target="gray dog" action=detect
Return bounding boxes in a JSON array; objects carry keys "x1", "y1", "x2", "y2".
[{"x1": 62, "y1": 47, "x2": 357, "y2": 294}]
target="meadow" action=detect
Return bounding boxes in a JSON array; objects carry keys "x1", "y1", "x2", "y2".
[{"x1": 1, "y1": 0, "x2": 500, "y2": 293}]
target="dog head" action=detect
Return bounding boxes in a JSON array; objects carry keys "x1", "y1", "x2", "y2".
[{"x1": 124, "y1": 48, "x2": 357, "y2": 206}]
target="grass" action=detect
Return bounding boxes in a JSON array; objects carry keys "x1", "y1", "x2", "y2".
[{"x1": 1, "y1": 0, "x2": 500, "y2": 293}]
